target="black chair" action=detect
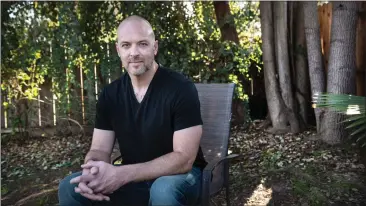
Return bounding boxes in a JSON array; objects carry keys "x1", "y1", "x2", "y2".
[{"x1": 195, "y1": 83, "x2": 238, "y2": 206}]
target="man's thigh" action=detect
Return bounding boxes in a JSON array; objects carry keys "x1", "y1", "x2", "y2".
[
  {"x1": 149, "y1": 166, "x2": 202, "y2": 206},
  {"x1": 98, "y1": 181, "x2": 151, "y2": 206}
]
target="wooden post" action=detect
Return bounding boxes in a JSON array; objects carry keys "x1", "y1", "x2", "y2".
[
  {"x1": 39, "y1": 77, "x2": 54, "y2": 126},
  {"x1": 356, "y1": 2, "x2": 366, "y2": 96},
  {"x1": 70, "y1": 64, "x2": 83, "y2": 124},
  {"x1": 1, "y1": 93, "x2": 7, "y2": 128}
]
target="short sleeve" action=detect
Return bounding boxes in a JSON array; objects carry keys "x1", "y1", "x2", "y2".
[
  {"x1": 172, "y1": 82, "x2": 203, "y2": 131},
  {"x1": 94, "y1": 88, "x2": 113, "y2": 130}
]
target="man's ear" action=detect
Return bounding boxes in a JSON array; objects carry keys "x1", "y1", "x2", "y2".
[{"x1": 154, "y1": 40, "x2": 158, "y2": 56}]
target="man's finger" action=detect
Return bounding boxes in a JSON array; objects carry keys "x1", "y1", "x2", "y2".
[
  {"x1": 70, "y1": 176, "x2": 82, "y2": 184},
  {"x1": 81, "y1": 161, "x2": 100, "y2": 169},
  {"x1": 78, "y1": 182, "x2": 94, "y2": 194},
  {"x1": 80, "y1": 192, "x2": 103, "y2": 201},
  {"x1": 93, "y1": 185, "x2": 105, "y2": 194},
  {"x1": 90, "y1": 166, "x2": 99, "y2": 175},
  {"x1": 70, "y1": 174, "x2": 94, "y2": 184},
  {"x1": 87, "y1": 179, "x2": 100, "y2": 190},
  {"x1": 75, "y1": 186, "x2": 82, "y2": 193},
  {"x1": 80, "y1": 192, "x2": 110, "y2": 201}
]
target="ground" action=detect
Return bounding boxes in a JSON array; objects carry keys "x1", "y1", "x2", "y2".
[{"x1": 1, "y1": 122, "x2": 366, "y2": 206}]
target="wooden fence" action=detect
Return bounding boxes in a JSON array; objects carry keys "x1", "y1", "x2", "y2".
[
  {"x1": 1, "y1": 3, "x2": 366, "y2": 130},
  {"x1": 318, "y1": 2, "x2": 366, "y2": 96}
]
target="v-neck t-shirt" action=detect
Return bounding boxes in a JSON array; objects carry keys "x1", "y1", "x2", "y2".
[{"x1": 94, "y1": 66, "x2": 207, "y2": 170}]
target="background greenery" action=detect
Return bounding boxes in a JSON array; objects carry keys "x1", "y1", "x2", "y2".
[{"x1": 1, "y1": 1, "x2": 262, "y2": 129}]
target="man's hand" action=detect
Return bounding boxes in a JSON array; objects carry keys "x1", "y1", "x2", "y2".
[
  {"x1": 75, "y1": 167, "x2": 98, "y2": 194},
  {"x1": 71, "y1": 166, "x2": 111, "y2": 201},
  {"x1": 71, "y1": 161, "x2": 126, "y2": 195}
]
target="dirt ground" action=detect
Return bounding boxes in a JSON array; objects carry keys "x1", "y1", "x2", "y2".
[{"x1": 1, "y1": 122, "x2": 366, "y2": 206}]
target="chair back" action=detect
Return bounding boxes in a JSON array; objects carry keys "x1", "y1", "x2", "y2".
[{"x1": 195, "y1": 83, "x2": 235, "y2": 195}]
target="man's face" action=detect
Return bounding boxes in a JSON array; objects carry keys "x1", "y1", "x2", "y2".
[{"x1": 116, "y1": 21, "x2": 158, "y2": 76}]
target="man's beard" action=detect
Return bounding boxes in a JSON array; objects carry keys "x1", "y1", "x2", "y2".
[{"x1": 129, "y1": 62, "x2": 153, "y2": 76}]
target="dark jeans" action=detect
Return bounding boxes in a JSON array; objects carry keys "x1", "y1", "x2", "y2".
[{"x1": 58, "y1": 166, "x2": 202, "y2": 206}]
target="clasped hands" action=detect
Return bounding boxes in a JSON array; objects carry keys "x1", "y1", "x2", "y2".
[{"x1": 70, "y1": 160, "x2": 129, "y2": 201}]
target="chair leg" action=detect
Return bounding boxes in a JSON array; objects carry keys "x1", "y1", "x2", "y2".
[{"x1": 225, "y1": 185, "x2": 230, "y2": 206}]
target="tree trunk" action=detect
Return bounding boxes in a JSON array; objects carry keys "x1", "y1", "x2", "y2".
[
  {"x1": 323, "y1": 2, "x2": 359, "y2": 144},
  {"x1": 293, "y1": 2, "x2": 309, "y2": 126},
  {"x1": 273, "y1": 1, "x2": 301, "y2": 133},
  {"x1": 39, "y1": 76, "x2": 54, "y2": 126},
  {"x1": 214, "y1": 1, "x2": 252, "y2": 126},
  {"x1": 213, "y1": 1, "x2": 239, "y2": 44},
  {"x1": 260, "y1": 2, "x2": 288, "y2": 133},
  {"x1": 303, "y1": 1, "x2": 326, "y2": 134}
]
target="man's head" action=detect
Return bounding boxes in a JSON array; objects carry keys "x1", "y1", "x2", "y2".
[{"x1": 116, "y1": 15, "x2": 158, "y2": 77}]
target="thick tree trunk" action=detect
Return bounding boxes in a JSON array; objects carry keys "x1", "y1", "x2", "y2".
[
  {"x1": 213, "y1": 1, "x2": 239, "y2": 44},
  {"x1": 324, "y1": 2, "x2": 359, "y2": 144},
  {"x1": 294, "y1": 2, "x2": 309, "y2": 126},
  {"x1": 273, "y1": 2, "x2": 300, "y2": 133},
  {"x1": 303, "y1": 2, "x2": 326, "y2": 134},
  {"x1": 260, "y1": 2, "x2": 288, "y2": 132}
]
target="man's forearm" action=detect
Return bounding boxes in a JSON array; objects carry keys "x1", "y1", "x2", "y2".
[
  {"x1": 121, "y1": 152, "x2": 193, "y2": 182},
  {"x1": 84, "y1": 149, "x2": 111, "y2": 164}
]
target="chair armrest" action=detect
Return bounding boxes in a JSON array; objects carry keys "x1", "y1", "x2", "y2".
[
  {"x1": 201, "y1": 154, "x2": 241, "y2": 206},
  {"x1": 112, "y1": 155, "x2": 122, "y2": 165},
  {"x1": 203, "y1": 154, "x2": 240, "y2": 173}
]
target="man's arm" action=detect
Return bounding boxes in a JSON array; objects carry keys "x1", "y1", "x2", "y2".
[
  {"x1": 85, "y1": 87, "x2": 115, "y2": 164},
  {"x1": 84, "y1": 129, "x2": 115, "y2": 164},
  {"x1": 119, "y1": 125, "x2": 202, "y2": 182}
]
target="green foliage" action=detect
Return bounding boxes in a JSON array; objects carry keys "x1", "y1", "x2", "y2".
[
  {"x1": 313, "y1": 93, "x2": 366, "y2": 146},
  {"x1": 1, "y1": 1, "x2": 262, "y2": 128},
  {"x1": 1, "y1": 185, "x2": 9, "y2": 196}
]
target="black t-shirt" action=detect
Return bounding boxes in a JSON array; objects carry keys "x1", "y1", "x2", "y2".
[{"x1": 94, "y1": 66, "x2": 207, "y2": 170}]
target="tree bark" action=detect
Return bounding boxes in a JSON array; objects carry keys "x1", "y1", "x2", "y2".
[
  {"x1": 303, "y1": 2, "x2": 326, "y2": 134},
  {"x1": 213, "y1": 1, "x2": 239, "y2": 44},
  {"x1": 294, "y1": 2, "x2": 309, "y2": 126},
  {"x1": 324, "y1": 2, "x2": 359, "y2": 144},
  {"x1": 273, "y1": 1, "x2": 300, "y2": 133},
  {"x1": 214, "y1": 1, "x2": 251, "y2": 126},
  {"x1": 39, "y1": 77, "x2": 54, "y2": 126},
  {"x1": 260, "y1": 2, "x2": 288, "y2": 132}
]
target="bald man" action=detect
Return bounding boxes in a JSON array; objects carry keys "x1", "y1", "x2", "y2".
[{"x1": 58, "y1": 15, "x2": 206, "y2": 206}]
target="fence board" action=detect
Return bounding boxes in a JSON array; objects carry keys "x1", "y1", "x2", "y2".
[
  {"x1": 318, "y1": 3, "x2": 332, "y2": 74},
  {"x1": 1, "y1": 93, "x2": 7, "y2": 128}
]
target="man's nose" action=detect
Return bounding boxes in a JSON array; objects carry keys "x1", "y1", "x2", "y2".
[{"x1": 129, "y1": 45, "x2": 140, "y2": 57}]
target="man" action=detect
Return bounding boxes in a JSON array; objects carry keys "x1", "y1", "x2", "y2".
[{"x1": 58, "y1": 15, "x2": 207, "y2": 206}]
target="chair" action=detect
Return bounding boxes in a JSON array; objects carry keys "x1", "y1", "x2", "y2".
[
  {"x1": 112, "y1": 83, "x2": 238, "y2": 206},
  {"x1": 195, "y1": 83, "x2": 238, "y2": 206}
]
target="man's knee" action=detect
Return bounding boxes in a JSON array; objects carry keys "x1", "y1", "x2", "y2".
[
  {"x1": 150, "y1": 176, "x2": 183, "y2": 205},
  {"x1": 58, "y1": 172, "x2": 87, "y2": 206},
  {"x1": 59, "y1": 172, "x2": 80, "y2": 194},
  {"x1": 149, "y1": 173, "x2": 201, "y2": 205}
]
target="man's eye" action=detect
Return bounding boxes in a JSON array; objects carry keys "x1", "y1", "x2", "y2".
[
  {"x1": 121, "y1": 44, "x2": 129, "y2": 47},
  {"x1": 140, "y1": 42, "x2": 148, "y2": 46}
]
